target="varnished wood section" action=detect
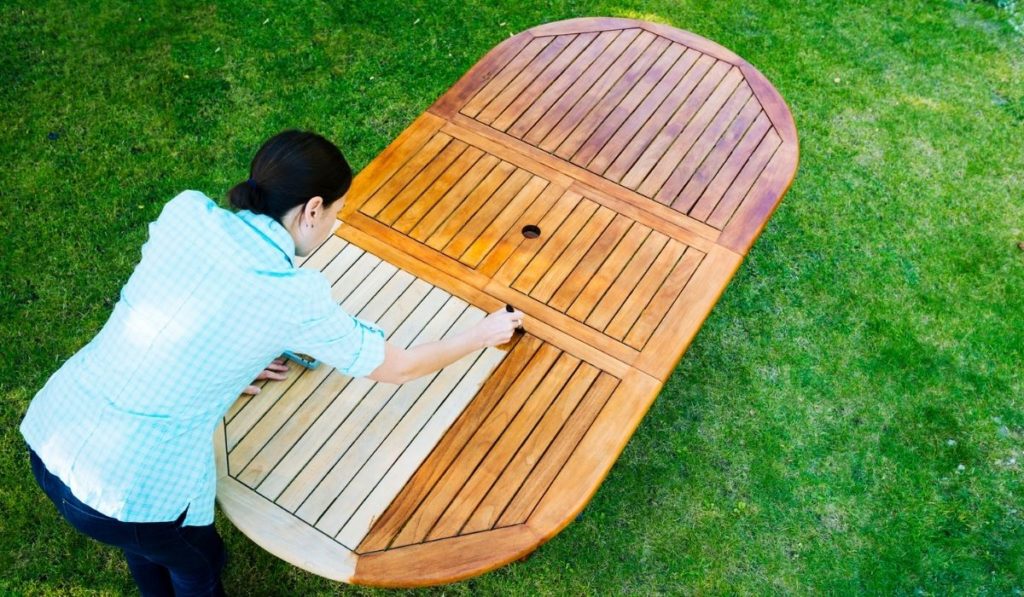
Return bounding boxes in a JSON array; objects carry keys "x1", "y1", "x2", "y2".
[
  {"x1": 460, "y1": 27, "x2": 786, "y2": 232},
  {"x1": 435, "y1": 18, "x2": 798, "y2": 255},
  {"x1": 216, "y1": 16, "x2": 798, "y2": 588},
  {"x1": 352, "y1": 129, "x2": 710, "y2": 354}
]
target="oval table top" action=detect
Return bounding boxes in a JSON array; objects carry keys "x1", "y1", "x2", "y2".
[{"x1": 214, "y1": 16, "x2": 798, "y2": 587}]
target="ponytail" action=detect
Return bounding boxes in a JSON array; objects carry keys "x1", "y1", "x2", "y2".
[{"x1": 228, "y1": 178, "x2": 266, "y2": 212}]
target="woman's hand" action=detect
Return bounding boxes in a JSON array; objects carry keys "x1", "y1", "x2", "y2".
[
  {"x1": 242, "y1": 357, "x2": 290, "y2": 396},
  {"x1": 472, "y1": 307, "x2": 525, "y2": 349}
]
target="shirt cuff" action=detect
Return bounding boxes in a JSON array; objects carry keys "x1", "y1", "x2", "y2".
[{"x1": 341, "y1": 317, "x2": 387, "y2": 378}]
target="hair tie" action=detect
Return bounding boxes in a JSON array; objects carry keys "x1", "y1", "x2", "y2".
[{"x1": 245, "y1": 177, "x2": 258, "y2": 190}]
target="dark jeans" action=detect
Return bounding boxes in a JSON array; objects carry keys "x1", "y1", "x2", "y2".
[{"x1": 27, "y1": 445, "x2": 226, "y2": 596}]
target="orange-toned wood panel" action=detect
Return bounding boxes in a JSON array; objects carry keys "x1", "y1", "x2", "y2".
[
  {"x1": 449, "y1": 23, "x2": 796, "y2": 246},
  {"x1": 345, "y1": 126, "x2": 715, "y2": 361}
]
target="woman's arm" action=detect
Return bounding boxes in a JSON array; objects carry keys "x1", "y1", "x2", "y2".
[{"x1": 366, "y1": 307, "x2": 524, "y2": 384}]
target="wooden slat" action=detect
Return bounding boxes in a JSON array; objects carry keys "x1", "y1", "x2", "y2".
[
  {"x1": 224, "y1": 355, "x2": 302, "y2": 429},
  {"x1": 527, "y1": 204, "x2": 618, "y2": 302},
  {"x1": 495, "y1": 372, "x2": 619, "y2": 526},
  {"x1": 392, "y1": 146, "x2": 486, "y2": 233},
  {"x1": 547, "y1": 212, "x2": 634, "y2": 312},
  {"x1": 425, "y1": 352, "x2": 586, "y2": 541},
  {"x1": 338, "y1": 258, "x2": 399, "y2": 315},
  {"x1": 407, "y1": 154, "x2": 501, "y2": 241},
  {"x1": 343, "y1": 112, "x2": 447, "y2": 214},
  {"x1": 455, "y1": 174, "x2": 550, "y2": 266},
  {"x1": 359, "y1": 132, "x2": 453, "y2": 217},
  {"x1": 490, "y1": 32, "x2": 600, "y2": 131},
  {"x1": 635, "y1": 79, "x2": 751, "y2": 198},
  {"x1": 705, "y1": 129, "x2": 782, "y2": 228},
  {"x1": 565, "y1": 221, "x2": 650, "y2": 322},
  {"x1": 585, "y1": 229, "x2": 669, "y2": 330},
  {"x1": 237, "y1": 371, "x2": 354, "y2": 487},
  {"x1": 623, "y1": 246, "x2": 704, "y2": 350},
  {"x1": 295, "y1": 232, "x2": 346, "y2": 272},
  {"x1": 474, "y1": 35, "x2": 577, "y2": 125},
  {"x1": 564, "y1": 42, "x2": 692, "y2": 164},
  {"x1": 473, "y1": 183, "x2": 566, "y2": 277},
  {"x1": 460, "y1": 36, "x2": 555, "y2": 119},
  {"x1": 230, "y1": 362, "x2": 350, "y2": 478},
  {"x1": 319, "y1": 241, "x2": 367, "y2": 290},
  {"x1": 526, "y1": 368, "x2": 661, "y2": 535},
  {"x1": 604, "y1": 239, "x2": 687, "y2": 341},
  {"x1": 517, "y1": 29, "x2": 641, "y2": 143},
  {"x1": 688, "y1": 111, "x2": 772, "y2": 222},
  {"x1": 507, "y1": 29, "x2": 626, "y2": 139},
  {"x1": 538, "y1": 30, "x2": 659, "y2": 152},
  {"x1": 611, "y1": 62, "x2": 738, "y2": 186},
  {"x1": 668, "y1": 97, "x2": 764, "y2": 212},
  {"x1": 312, "y1": 303, "x2": 487, "y2": 537},
  {"x1": 358, "y1": 335, "x2": 545, "y2": 553},
  {"x1": 460, "y1": 364, "x2": 604, "y2": 533},
  {"x1": 388, "y1": 343, "x2": 563, "y2": 548},
  {"x1": 717, "y1": 141, "x2": 798, "y2": 254},
  {"x1": 489, "y1": 189, "x2": 581, "y2": 286},
  {"x1": 335, "y1": 343, "x2": 509, "y2": 547},
  {"x1": 586, "y1": 53, "x2": 715, "y2": 175},
  {"x1": 424, "y1": 160, "x2": 519, "y2": 251},
  {"x1": 376, "y1": 139, "x2": 470, "y2": 225},
  {"x1": 636, "y1": 20, "x2": 744, "y2": 65},
  {"x1": 633, "y1": 245, "x2": 743, "y2": 380},
  {"x1": 510, "y1": 197, "x2": 600, "y2": 294},
  {"x1": 442, "y1": 170, "x2": 540, "y2": 260}
]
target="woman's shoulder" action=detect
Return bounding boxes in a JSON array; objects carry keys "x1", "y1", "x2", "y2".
[
  {"x1": 166, "y1": 189, "x2": 215, "y2": 211},
  {"x1": 147, "y1": 190, "x2": 215, "y2": 227}
]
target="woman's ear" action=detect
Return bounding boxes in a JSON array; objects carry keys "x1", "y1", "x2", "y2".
[{"x1": 303, "y1": 196, "x2": 325, "y2": 227}]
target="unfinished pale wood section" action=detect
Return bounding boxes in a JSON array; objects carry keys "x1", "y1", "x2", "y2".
[
  {"x1": 215, "y1": 16, "x2": 797, "y2": 588},
  {"x1": 220, "y1": 238, "x2": 510, "y2": 549}
]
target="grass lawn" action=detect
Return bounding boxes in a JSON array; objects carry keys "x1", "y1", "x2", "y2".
[{"x1": 2, "y1": 0, "x2": 1022, "y2": 594}]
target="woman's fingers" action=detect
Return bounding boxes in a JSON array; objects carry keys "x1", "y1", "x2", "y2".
[
  {"x1": 255, "y1": 369, "x2": 288, "y2": 381},
  {"x1": 243, "y1": 359, "x2": 293, "y2": 395},
  {"x1": 478, "y1": 308, "x2": 526, "y2": 348}
]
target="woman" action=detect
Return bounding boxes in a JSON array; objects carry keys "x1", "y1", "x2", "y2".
[{"x1": 20, "y1": 130, "x2": 525, "y2": 596}]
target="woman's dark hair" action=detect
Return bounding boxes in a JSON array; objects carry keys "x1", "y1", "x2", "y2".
[{"x1": 228, "y1": 130, "x2": 353, "y2": 223}]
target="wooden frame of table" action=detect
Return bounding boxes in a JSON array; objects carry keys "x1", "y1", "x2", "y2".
[{"x1": 214, "y1": 16, "x2": 798, "y2": 587}]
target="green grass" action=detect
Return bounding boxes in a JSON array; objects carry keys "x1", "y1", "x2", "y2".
[{"x1": 2, "y1": 0, "x2": 1022, "y2": 594}]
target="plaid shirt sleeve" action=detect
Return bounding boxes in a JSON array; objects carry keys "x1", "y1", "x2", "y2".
[{"x1": 289, "y1": 274, "x2": 388, "y2": 378}]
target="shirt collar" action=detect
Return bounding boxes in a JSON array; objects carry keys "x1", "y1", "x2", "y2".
[{"x1": 235, "y1": 209, "x2": 296, "y2": 267}]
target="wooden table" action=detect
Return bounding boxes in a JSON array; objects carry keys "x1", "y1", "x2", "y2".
[{"x1": 214, "y1": 16, "x2": 798, "y2": 587}]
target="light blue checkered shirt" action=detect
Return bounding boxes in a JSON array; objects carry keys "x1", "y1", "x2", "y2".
[{"x1": 20, "y1": 190, "x2": 387, "y2": 527}]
